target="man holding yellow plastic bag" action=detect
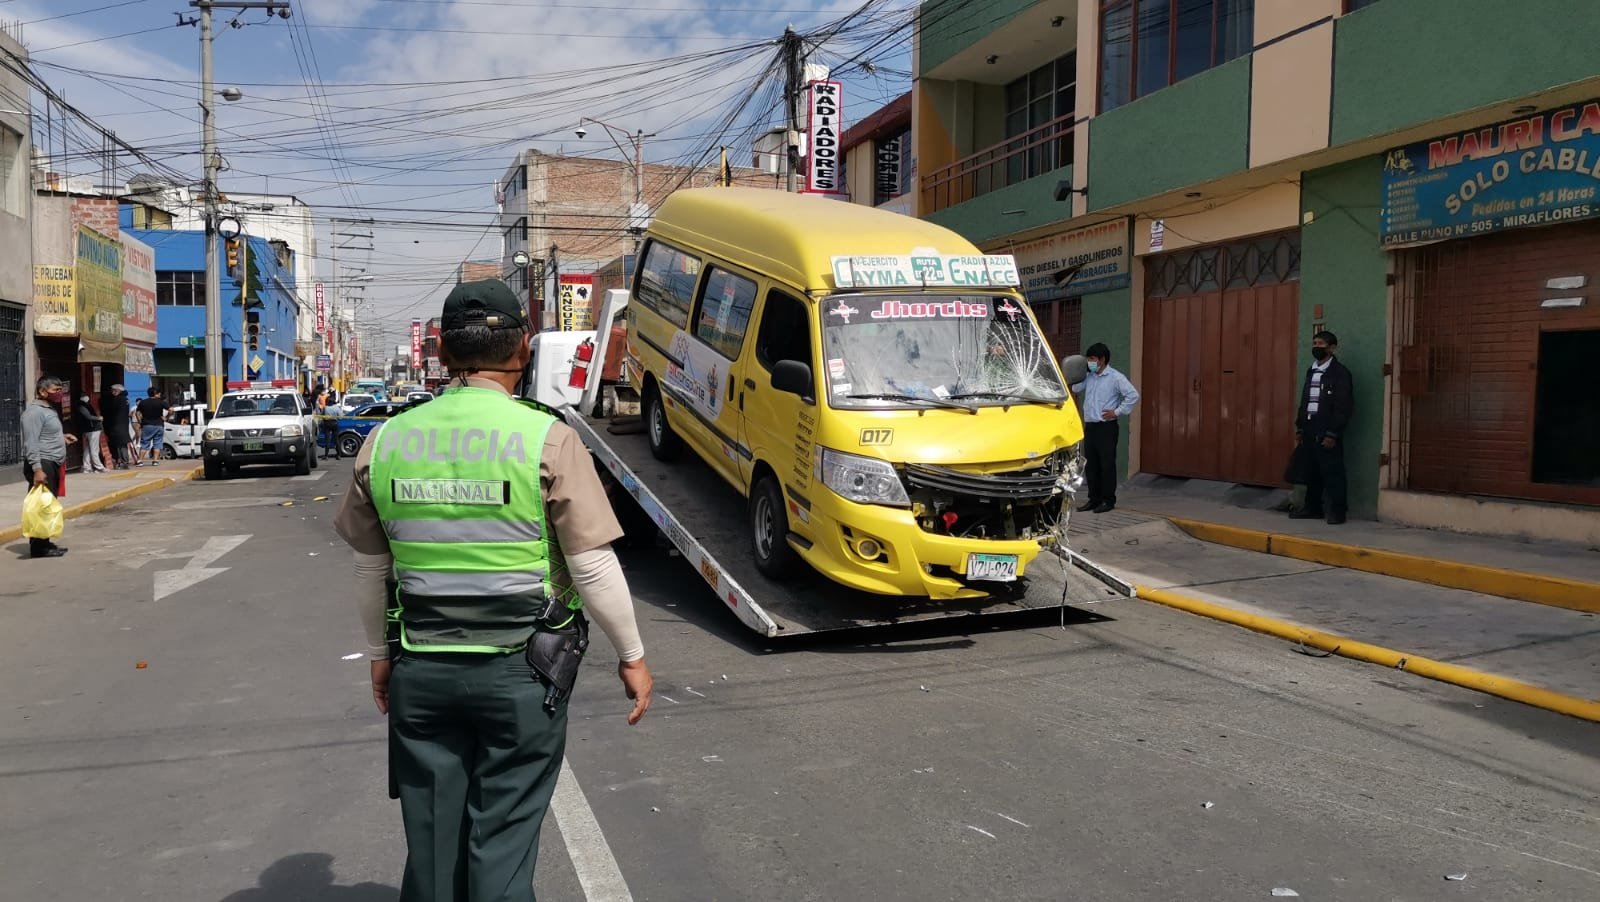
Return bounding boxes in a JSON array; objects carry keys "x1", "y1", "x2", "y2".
[{"x1": 21, "y1": 375, "x2": 75, "y2": 559}]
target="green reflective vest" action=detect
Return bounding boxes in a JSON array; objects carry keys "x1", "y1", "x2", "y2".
[{"x1": 369, "y1": 386, "x2": 574, "y2": 653}]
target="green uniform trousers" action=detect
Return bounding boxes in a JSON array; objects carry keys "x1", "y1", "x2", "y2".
[{"x1": 389, "y1": 651, "x2": 568, "y2": 902}]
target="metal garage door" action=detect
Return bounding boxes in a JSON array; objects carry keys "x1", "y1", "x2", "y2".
[
  {"x1": 1141, "y1": 232, "x2": 1301, "y2": 486},
  {"x1": 0, "y1": 303, "x2": 22, "y2": 469},
  {"x1": 1392, "y1": 220, "x2": 1600, "y2": 506}
]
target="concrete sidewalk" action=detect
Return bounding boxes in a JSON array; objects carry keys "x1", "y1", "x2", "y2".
[
  {"x1": 1, "y1": 462, "x2": 201, "y2": 546},
  {"x1": 1067, "y1": 510, "x2": 1600, "y2": 713},
  {"x1": 1111, "y1": 481, "x2": 1600, "y2": 613}
]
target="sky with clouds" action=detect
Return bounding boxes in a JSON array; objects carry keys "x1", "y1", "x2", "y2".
[{"x1": 3, "y1": 0, "x2": 917, "y2": 345}]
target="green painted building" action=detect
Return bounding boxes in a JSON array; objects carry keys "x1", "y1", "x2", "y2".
[{"x1": 913, "y1": 0, "x2": 1600, "y2": 543}]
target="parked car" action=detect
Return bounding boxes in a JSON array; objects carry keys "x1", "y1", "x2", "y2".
[
  {"x1": 330, "y1": 401, "x2": 412, "y2": 457},
  {"x1": 202, "y1": 388, "x2": 318, "y2": 478},
  {"x1": 338, "y1": 393, "x2": 376, "y2": 415},
  {"x1": 163, "y1": 403, "x2": 210, "y2": 459},
  {"x1": 405, "y1": 391, "x2": 434, "y2": 405}
]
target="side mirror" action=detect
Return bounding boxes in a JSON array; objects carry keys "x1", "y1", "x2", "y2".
[
  {"x1": 770, "y1": 359, "x2": 815, "y2": 403},
  {"x1": 1060, "y1": 354, "x2": 1089, "y2": 386}
]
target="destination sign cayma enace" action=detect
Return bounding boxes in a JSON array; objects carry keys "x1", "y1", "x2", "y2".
[{"x1": 831, "y1": 254, "x2": 1021, "y2": 289}]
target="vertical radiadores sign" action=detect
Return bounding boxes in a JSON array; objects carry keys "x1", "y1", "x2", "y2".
[
  {"x1": 805, "y1": 80, "x2": 845, "y2": 196},
  {"x1": 410, "y1": 318, "x2": 422, "y2": 369}
]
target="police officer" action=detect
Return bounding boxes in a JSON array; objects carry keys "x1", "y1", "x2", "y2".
[{"x1": 335, "y1": 279, "x2": 652, "y2": 901}]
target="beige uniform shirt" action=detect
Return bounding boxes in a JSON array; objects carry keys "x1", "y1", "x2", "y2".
[{"x1": 335, "y1": 377, "x2": 624, "y2": 563}]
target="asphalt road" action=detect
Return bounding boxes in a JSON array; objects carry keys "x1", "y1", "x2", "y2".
[{"x1": 2, "y1": 460, "x2": 1597, "y2": 901}]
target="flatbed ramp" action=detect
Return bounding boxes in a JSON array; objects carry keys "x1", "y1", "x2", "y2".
[{"x1": 567, "y1": 413, "x2": 1132, "y2": 638}]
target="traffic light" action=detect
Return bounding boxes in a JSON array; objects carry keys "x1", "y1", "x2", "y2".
[
  {"x1": 225, "y1": 237, "x2": 242, "y2": 278},
  {"x1": 246, "y1": 310, "x2": 262, "y2": 351}
]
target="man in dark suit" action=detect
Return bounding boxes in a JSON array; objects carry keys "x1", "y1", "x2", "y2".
[{"x1": 1292, "y1": 330, "x2": 1354, "y2": 524}]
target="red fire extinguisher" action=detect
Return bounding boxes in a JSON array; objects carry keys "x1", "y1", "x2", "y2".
[{"x1": 568, "y1": 338, "x2": 595, "y2": 389}]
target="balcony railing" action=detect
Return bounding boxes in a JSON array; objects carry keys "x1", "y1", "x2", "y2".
[{"x1": 920, "y1": 112, "x2": 1076, "y2": 215}]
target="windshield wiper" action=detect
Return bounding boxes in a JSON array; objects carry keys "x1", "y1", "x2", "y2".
[
  {"x1": 845, "y1": 392, "x2": 977, "y2": 414},
  {"x1": 945, "y1": 391, "x2": 1065, "y2": 408}
]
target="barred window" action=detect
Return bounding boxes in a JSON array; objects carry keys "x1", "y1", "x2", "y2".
[{"x1": 157, "y1": 270, "x2": 206, "y2": 307}]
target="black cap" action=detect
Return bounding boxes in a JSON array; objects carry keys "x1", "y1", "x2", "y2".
[{"x1": 441, "y1": 279, "x2": 526, "y2": 331}]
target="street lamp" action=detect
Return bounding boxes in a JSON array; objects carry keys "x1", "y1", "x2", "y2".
[{"x1": 576, "y1": 117, "x2": 656, "y2": 255}]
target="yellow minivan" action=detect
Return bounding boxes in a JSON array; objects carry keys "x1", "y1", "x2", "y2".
[{"x1": 627, "y1": 188, "x2": 1087, "y2": 600}]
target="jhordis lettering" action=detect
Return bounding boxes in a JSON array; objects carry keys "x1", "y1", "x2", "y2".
[{"x1": 869, "y1": 299, "x2": 989, "y2": 320}]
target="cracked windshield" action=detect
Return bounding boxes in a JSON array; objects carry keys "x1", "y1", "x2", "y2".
[{"x1": 821, "y1": 294, "x2": 1066, "y2": 407}]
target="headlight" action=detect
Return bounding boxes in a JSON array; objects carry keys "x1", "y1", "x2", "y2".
[
  {"x1": 279, "y1": 424, "x2": 305, "y2": 437},
  {"x1": 203, "y1": 427, "x2": 225, "y2": 441},
  {"x1": 815, "y1": 447, "x2": 909, "y2": 507}
]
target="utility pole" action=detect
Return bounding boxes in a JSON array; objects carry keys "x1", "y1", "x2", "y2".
[
  {"x1": 631, "y1": 129, "x2": 644, "y2": 258},
  {"x1": 190, "y1": 0, "x2": 292, "y2": 402},
  {"x1": 782, "y1": 26, "x2": 803, "y2": 193},
  {"x1": 578, "y1": 117, "x2": 654, "y2": 261}
]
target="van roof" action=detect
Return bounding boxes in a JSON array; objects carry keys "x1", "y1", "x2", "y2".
[{"x1": 648, "y1": 188, "x2": 985, "y2": 291}]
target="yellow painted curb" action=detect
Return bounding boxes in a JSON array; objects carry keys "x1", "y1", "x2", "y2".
[
  {"x1": 1137, "y1": 584, "x2": 1600, "y2": 723},
  {"x1": 1168, "y1": 517, "x2": 1600, "y2": 615},
  {"x1": 1, "y1": 465, "x2": 202, "y2": 544}
]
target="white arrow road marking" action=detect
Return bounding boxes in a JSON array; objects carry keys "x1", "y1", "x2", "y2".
[
  {"x1": 222, "y1": 473, "x2": 324, "y2": 486},
  {"x1": 153, "y1": 535, "x2": 251, "y2": 601},
  {"x1": 154, "y1": 568, "x2": 228, "y2": 601}
]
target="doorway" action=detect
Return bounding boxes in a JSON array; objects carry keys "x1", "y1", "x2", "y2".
[{"x1": 1533, "y1": 329, "x2": 1600, "y2": 487}]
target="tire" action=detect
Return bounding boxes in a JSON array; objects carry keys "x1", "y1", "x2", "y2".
[
  {"x1": 750, "y1": 475, "x2": 801, "y2": 580},
  {"x1": 162, "y1": 444, "x2": 177, "y2": 460},
  {"x1": 203, "y1": 459, "x2": 222, "y2": 481},
  {"x1": 643, "y1": 381, "x2": 681, "y2": 462},
  {"x1": 294, "y1": 447, "x2": 312, "y2": 476},
  {"x1": 311, "y1": 450, "x2": 319, "y2": 469},
  {"x1": 338, "y1": 432, "x2": 365, "y2": 458}
]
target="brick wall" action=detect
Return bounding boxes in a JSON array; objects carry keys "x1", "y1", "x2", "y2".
[
  {"x1": 526, "y1": 152, "x2": 783, "y2": 266},
  {"x1": 457, "y1": 261, "x2": 501, "y2": 283},
  {"x1": 70, "y1": 197, "x2": 121, "y2": 239}
]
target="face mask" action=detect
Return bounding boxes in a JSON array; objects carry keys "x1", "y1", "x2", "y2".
[
  {"x1": 1087, "y1": 361, "x2": 1100, "y2": 374},
  {"x1": 1311, "y1": 347, "x2": 1329, "y2": 361},
  {"x1": 48, "y1": 390, "x2": 67, "y2": 403}
]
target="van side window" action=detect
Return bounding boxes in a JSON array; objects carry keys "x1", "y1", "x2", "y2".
[
  {"x1": 694, "y1": 267, "x2": 758, "y2": 360},
  {"x1": 755, "y1": 290, "x2": 812, "y2": 371},
  {"x1": 634, "y1": 240, "x2": 699, "y2": 330}
]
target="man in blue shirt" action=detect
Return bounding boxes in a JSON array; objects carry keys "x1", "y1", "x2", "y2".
[{"x1": 1071, "y1": 342, "x2": 1140, "y2": 513}]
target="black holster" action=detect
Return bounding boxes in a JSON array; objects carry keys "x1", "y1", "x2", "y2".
[{"x1": 526, "y1": 613, "x2": 589, "y2": 713}]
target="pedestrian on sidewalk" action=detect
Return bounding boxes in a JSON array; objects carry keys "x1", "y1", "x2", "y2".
[
  {"x1": 73, "y1": 390, "x2": 109, "y2": 473},
  {"x1": 1071, "y1": 342, "x2": 1140, "y2": 514},
  {"x1": 335, "y1": 279, "x2": 653, "y2": 902},
  {"x1": 1292, "y1": 330, "x2": 1354, "y2": 525},
  {"x1": 102, "y1": 384, "x2": 133, "y2": 469},
  {"x1": 136, "y1": 388, "x2": 169, "y2": 467},
  {"x1": 21, "y1": 376, "x2": 76, "y2": 559}
]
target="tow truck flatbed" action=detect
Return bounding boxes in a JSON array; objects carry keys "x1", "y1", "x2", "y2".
[{"x1": 564, "y1": 411, "x2": 1133, "y2": 638}]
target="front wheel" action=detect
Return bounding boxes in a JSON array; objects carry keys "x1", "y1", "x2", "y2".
[
  {"x1": 203, "y1": 459, "x2": 222, "y2": 481},
  {"x1": 750, "y1": 476, "x2": 801, "y2": 580},
  {"x1": 294, "y1": 448, "x2": 311, "y2": 476},
  {"x1": 643, "y1": 382, "x2": 681, "y2": 462}
]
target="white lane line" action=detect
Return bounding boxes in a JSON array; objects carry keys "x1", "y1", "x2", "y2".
[
  {"x1": 552, "y1": 758, "x2": 634, "y2": 901},
  {"x1": 992, "y1": 812, "x2": 1030, "y2": 828},
  {"x1": 965, "y1": 825, "x2": 996, "y2": 839}
]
